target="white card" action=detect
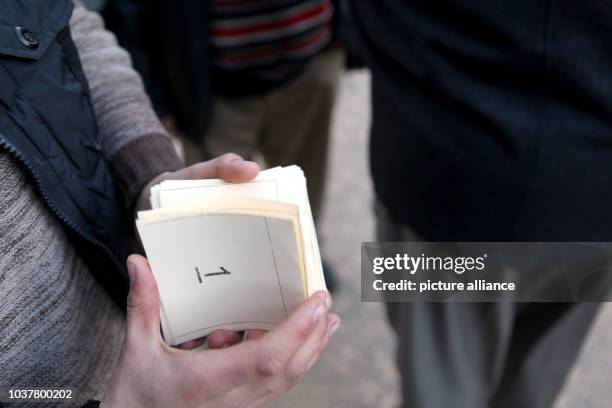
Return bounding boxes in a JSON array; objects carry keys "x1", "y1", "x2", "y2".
[{"x1": 138, "y1": 213, "x2": 304, "y2": 345}]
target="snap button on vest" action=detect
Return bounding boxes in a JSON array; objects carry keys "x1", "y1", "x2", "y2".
[{"x1": 14, "y1": 26, "x2": 39, "y2": 49}]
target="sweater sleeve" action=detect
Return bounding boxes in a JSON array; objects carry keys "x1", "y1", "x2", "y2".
[{"x1": 69, "y1": 1, "x2": 184, "y2": 211}]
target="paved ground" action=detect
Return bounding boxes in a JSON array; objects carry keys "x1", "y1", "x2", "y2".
[{"x1": 265, "y1": 71, "x2": 612, "y2": 408}]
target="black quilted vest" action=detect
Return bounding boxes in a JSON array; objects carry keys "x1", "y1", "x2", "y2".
[{"x1": 0, "y1": 1, "x2": 130, "y2": 305}]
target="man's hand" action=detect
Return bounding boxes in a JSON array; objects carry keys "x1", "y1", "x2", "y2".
[
  {"x1": 101, "y1": 255, "x2": 340, "y2": 408},
  {"x1": 136, "y1": 153, "x2": 260, "y2": 213}
]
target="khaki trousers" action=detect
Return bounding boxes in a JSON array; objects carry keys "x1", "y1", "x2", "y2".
[{"x1": 203, "y1": 47, "x2": 344, "y2": 222}]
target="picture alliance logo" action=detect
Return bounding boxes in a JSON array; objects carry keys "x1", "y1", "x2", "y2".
[{"x1": 371, "y1": 253, "x2": 488, "y2": 275}]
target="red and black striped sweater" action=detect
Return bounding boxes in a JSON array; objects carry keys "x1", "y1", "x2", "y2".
[{"x1": 211, "y1": 0, "x2": 334, "y2": 93}]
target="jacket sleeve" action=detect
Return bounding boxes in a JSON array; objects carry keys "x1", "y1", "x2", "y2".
[{"x1": 69, "y1": 0, "x2": 183, "y2": 212}]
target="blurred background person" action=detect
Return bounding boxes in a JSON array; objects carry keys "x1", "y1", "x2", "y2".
[
  {"x1": 103, "y1": 0, "x2": 344, "y2": 291},
  {"x1": 341, "y1": 1, "x2": 610, "y2": 407}
]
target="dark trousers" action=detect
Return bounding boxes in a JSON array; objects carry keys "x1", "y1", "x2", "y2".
[{"x1": 376, "y1": 203, "x2": 600, "y2": 408}]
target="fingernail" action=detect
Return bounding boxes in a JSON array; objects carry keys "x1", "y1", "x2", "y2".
[
  {"x1": 322, "y1": 292, "x2": 332, "y2": 309},
  {"x1": 127, "y1": 260, "x2": 137, "y2": 285},
  {"x1": 312, "y1": 303, "x2": 326, "y2": 324},
  {"x1": 328, "y1": 319, "x2": 340, "y2": 337}
]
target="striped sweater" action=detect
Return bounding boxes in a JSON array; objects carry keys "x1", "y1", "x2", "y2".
[{"x1": 211, "y1": 0, "x2": 334, "y2": 93}]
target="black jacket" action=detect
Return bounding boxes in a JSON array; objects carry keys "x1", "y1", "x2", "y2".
[
  {"x1": 344, "y1": 0, "x2": 612, "y2": 241},
  {"x1": 103, "y1": 0, "x2": 212, "y2": 141},
  {"x1": 0, "y1": 0, "x2": 130, "y2": 305}
]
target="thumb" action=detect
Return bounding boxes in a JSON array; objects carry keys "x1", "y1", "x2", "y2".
[
  {"x1": 125, "y1": 254, "x2": 162, "y2": 341},
  {"x1": 179, "y1": 153, "x2": 260, "y2": 183}
]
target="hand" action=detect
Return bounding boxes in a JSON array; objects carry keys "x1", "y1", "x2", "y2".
[
  {"x1": 136, "y1": 153, "x2": 260, "y2": 214},
  {"x1": 101, "y1": 255, "x2": 340, "y2": 408}
]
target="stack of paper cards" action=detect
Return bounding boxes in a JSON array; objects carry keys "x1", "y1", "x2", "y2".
[{"x1": 136, "y1": 166, "x2": 326, "y2": 345}]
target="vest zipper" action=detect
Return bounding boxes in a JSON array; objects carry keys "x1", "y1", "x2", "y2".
[{"x1": 0, "y1": 136, "x2": 124, "y2": 275}]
